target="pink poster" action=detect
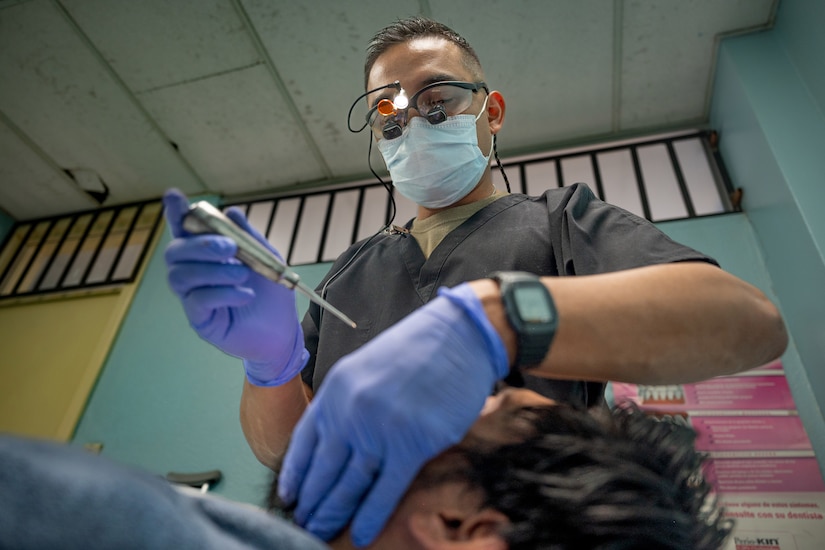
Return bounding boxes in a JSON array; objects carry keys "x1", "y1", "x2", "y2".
[
  {"x1": 692, "y1": 416, "x2": 811, "y2": 452},
  {"x1": 611, "y1": 360, "x2": 825, "y2": 550}
]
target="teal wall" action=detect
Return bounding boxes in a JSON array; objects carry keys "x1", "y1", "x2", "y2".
[
  {"x1": 774, "y1": 0, "x2": 825, "y2": 109},
  {"x1": 0, "y1": 209, "x2": 13, "y2": 244},
  {"x1": 71, "y1": 206, "x2": 333, "y2": 506},
  {"x1": 709, "y1": 0, "x2": 825, "y2": 468},
  {"x1": 660, "y1": 214, "x2": 818, "y2": 465},
  {"x1": 73, "y1": 211, "x2": 816, "y2": 505}
]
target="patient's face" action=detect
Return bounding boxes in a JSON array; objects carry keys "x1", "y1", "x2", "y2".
[{"x1": 328, "y1": 387, "x2": 555, "y2": 550}]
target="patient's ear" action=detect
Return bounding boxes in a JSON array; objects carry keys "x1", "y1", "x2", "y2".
[{"x1": 408, "y1": 509, "x2": 509, "y2": 549}]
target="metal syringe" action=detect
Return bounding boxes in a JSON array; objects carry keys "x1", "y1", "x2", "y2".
[{"x1": 182, "y1": 201, "x2": 356, "y2": 329}]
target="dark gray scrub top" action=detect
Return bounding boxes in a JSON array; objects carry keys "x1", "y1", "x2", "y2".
[{"x1": 302, "y1": 183, "x2": 717, "y2": 406}]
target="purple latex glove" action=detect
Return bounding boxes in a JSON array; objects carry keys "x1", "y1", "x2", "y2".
[
  {"x1": 277, "y1": 283, "x2": 509, "y2": 546},
  {"x1": 163, "y1": 189, "x2": 308, "y2": 386}
]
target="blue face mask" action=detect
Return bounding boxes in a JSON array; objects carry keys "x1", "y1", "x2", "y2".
[{"x1": 377, "y1": 102, "x2": 492, "y2": 209}]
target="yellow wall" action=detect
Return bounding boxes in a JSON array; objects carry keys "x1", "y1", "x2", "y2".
[
  {"x1": 0, "y1": 217, "x2": 161, "y2": 442},
  {"x1": 0, "y1": 287, "x2": 137, "y2": 441}
]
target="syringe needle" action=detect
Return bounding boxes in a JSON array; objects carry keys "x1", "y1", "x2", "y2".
[
  {"x1": 296, "y1": 281, "x2": 357, "y2": 328},
  {"x1": 183, "y1": 201, "x2": 357, "y2": 329}
]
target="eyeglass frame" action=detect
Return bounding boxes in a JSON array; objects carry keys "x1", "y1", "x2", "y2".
[{"x1": 347, "y1": 80, "x2": 489, "y2": 140}]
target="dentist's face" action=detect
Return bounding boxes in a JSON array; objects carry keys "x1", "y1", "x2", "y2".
[{"x1": 365, "y1": 37, "x2": 493, "y2": 157}]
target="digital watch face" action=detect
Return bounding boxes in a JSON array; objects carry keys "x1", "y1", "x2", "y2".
[{"x1": 514, "y1": 285, "x2": 555, "y2": 323}]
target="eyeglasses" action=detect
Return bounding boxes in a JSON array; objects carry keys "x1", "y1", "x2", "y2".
[{"x1": 347, "y1": 80, "x2": 489, "y2": 140}]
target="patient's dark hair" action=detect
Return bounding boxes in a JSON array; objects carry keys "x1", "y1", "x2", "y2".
[
  {"x1": 268, "y1": 403, "x2": 732, "y2": 549},
  {"x1": 463, "y1": 403, "x2": 732, "y2": 550}
]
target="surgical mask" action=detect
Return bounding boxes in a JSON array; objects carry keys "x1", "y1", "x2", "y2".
[{"x1": 377, "y1": 102, "x2": 493, "y2": 209}]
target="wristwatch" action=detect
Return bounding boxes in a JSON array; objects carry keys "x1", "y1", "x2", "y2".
[{"x1": 490, "y1": 271, "x2": 558, "y2": 369}]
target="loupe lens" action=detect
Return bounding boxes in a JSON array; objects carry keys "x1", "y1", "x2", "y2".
[
  {"x1": 364, "y1": 82, "x2": 483, "y2": 139},
  {"x1": 382, "y1": 122, "x2": 403, "y2": 140},
  {"x1": 425, "y1": 105, "x2": 447, "y2": 125}
]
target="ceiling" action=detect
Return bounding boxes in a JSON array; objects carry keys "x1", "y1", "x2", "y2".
[{"x1": 0, "y1": 0, "x2": 777, "y2": 221}]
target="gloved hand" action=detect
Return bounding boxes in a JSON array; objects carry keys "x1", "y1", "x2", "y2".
[
  {"x1": 277, "y1": 283, "x2": 509, "y2": 547},
  {"x1": 163, "y1": 189, "x2": 309, "y2": 386}
]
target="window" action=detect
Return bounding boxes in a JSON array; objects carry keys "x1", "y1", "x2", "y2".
[
  {"x1": 227, "y1": 129, "x2": 735, "y2": 266},
  {"x1": 0, "y1": 201, "x2": 163, "y2": 300}
]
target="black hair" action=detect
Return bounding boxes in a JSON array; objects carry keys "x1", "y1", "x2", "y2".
[
  {"x1": 266, "y1": 403, "x2": 732, "y2": 549},
  {"x1": 364, "y1": 16, "x2": 484, "y2": 88},
  {"x1": 464, "y1": 403, "x2": 733, "y2": 550}
]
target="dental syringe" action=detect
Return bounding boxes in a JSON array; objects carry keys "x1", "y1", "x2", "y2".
[{"x1": 182, "y1": 201, "x2": 356, "y2": 328}]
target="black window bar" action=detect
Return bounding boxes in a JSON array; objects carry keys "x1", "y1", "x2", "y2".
[
  {"x1": 0, "y1": 200, "x2": 163, "y2": 301},
  {"x1": 223, "y1": 129, "x2": 736, "y2": 267}
]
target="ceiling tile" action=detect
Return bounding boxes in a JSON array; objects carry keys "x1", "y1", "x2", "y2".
[
  {"x1": 431, "y1": 0, "x2": 615, "y2": 152},
  {"x1": 138, "y1": 65, "x2": 326, "y2": 195},
  {"x1": 0, "y1": 1, "x2": 206, "y2": 207},
  {"x1": 0, "y1": 120, "x2": 94, "y2": 220},
  {"x1": 240, "y1": 0, "x2": 420, "y2": 178},
  {"x1": 0, "y1": 0, "x2": 785, "y2": 220},
  {"x1": 61, "y1": 0, "x2": 260, "y2": 92},
  {"x1": 620, "y1": 0, "x2": 775, "y2": 130}
]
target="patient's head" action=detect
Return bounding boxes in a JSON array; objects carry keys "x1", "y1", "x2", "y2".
[{"x1": 269, "y1": 388, "x2": 732, "y2": 550}]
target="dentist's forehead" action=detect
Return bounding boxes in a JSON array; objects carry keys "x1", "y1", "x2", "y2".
[{"x1": 367, "y1": 37, "x2": 473, "y2": 93}]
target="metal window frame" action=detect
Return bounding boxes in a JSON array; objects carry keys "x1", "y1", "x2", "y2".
[
  {"x1": 225, "y1": 129, "x2": 736, "y2": 266},
  {"x1": 0, "y1": 199, "x2": 163, "y2": 301},
  {"x1": 0, "y1": 130, "x2": 734, "y2": 292}
]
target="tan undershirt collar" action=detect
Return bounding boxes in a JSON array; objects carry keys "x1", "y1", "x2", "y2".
[{"x1": 410, "y1": 189, "x2": 508, "y2": 258}]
